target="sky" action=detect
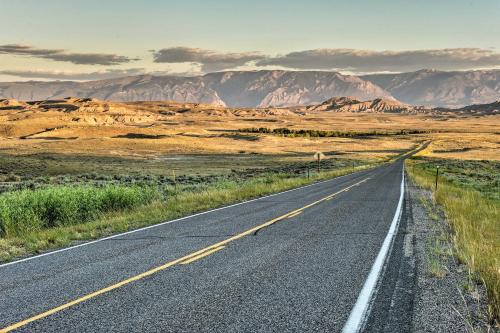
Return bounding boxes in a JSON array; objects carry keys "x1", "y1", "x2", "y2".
[{"x1": 1, "y1": 0, "x2": 500, "y2": 81}]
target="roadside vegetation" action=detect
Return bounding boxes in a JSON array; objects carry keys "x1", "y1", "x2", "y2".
[
  {"x1": 0, "y1": 185, "x2": 160, "y2": 237},
  {"x1": 0, "y1": 153, "x2": 370, "y2": 194},
  {"x1": 406, "y1": 157, "x2": 500, "y2": 322},
  {"x1": 419, "y1": 195, "x2": 451, "y2": 278},
  {"x1": 0, "y1": 158, "x2": 374, "y2": 263}
]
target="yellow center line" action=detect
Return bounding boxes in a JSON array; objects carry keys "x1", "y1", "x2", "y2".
[
  {"x1": 287, "y1": 211, "x2": 302, "y2": 219},
  {"x1": 0, "y1": 176, "x2": 370, "y2": 333},
  {"x1": 180, "y1": 246, "x2": 225, "y2": 265}
]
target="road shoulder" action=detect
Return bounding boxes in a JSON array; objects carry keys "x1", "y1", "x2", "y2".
[{"x1": 409, "y1": 180, "x2": 492, "y2": 332}]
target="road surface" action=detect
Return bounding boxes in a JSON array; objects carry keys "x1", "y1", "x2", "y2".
[{"x1": 0, "y1": 160, "x2": 415, "y2": 332}]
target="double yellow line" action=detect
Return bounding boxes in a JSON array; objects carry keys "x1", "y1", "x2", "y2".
[{"x1": 0, "y1": 177, "x2": 370, "y2": 333}]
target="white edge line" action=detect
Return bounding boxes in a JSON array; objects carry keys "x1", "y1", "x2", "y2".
[
  {"x1": 341, "y1": 165, "x2": 405, "y2": 333},
  {"x1": 0, "y1": 167, "x2": 373, "y2": 269}
]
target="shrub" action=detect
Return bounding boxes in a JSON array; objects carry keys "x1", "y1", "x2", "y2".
[{"x1": 2, "y1": 173, "x2": 21, "y2": 182}]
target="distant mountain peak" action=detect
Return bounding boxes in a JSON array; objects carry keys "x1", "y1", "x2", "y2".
[{"x1": 1, "y1": 69, "x2": 500, "y2": 108}]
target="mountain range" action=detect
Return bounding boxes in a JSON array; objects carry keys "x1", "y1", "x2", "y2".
[
  {"x1": 1, "y1": 69, "x2": 499, "y2": 108},
  {"x1": 362, "y1": 69, "x2": 500, "y2": 107}
]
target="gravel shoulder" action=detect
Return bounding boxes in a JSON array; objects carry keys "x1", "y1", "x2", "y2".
[{"x1": 408, "y1": 180, "x2": 493, "y2": 332}]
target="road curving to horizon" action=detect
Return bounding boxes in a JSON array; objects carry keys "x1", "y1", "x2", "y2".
[{"x1": 0, "y1": 159, "x2": 415, "y2": 332}]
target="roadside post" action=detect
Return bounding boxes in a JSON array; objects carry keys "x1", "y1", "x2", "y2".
[
  {"x1": 172, "y1": 170, "x2": 177, "y2": 191},
  {"x1": 313, "y1": 152, "x2": 325, "y2": 174},
  {"x1": 435, "y1": 166, "x2": 439, "y2": 190}
]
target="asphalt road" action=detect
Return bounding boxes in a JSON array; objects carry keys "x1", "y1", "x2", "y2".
[{"x1": 0, "y1": 160, "x2": 411, "y2": 333}]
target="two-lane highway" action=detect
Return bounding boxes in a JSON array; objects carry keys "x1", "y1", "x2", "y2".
[{"x1": 0, "y1": 160, "x2": 407, "y2": 332}]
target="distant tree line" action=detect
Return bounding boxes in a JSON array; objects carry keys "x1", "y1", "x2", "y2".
[{"x1": 238, "y1": 127, "x2": 430, "y2": 138}]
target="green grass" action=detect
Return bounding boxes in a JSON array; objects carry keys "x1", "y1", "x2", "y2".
[
  {"x1": 0, "y1": 185, "x2": 161, "y2": 237},
  {"x1": 406, "y1": 157, "x2": 500, "y2": 321},
  {"x1": 0, "y1": 151, "x2": 372, "y2": 179},
  {"x1": 0, "y1": 164, "x2": 373, "y2": 264},
  {"x1": 0, "y1": 152, "x2": 374, "y2": 195},
  {"x1": 411, "y1": 157, "x2": 500, "y2": 200}
]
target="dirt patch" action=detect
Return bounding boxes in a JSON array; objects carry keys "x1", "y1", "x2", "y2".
[
  {"x1": 221, "y1": 134, "x2": 260, "y2": 141},
  {"x1": 433, "y1": 147, "x2": 473, "y2": 153},
  {"x1": 113, "y1": 133, "x2": 169, "y2": 139}
]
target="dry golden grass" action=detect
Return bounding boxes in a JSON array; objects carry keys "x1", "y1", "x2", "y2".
[
  {"x1": 415, "y1": 132, "x2": 499, "y2": 161},
  {"x1": 1, "y1": 99, "x2": 498, "y2": 161}
]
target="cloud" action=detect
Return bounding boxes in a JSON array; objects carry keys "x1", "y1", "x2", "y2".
[
  {"x1": 39, "y1": 53, "x2": 138, "y2": 66},
  {"x1": 4, "y1": 47, "x2": 500, "y2": 80},
  {"x1": 256, "y1": 48, "x2": 500, "y2": 72},
  {"x1": 0, "y1": 68, "x2": 147, "y2": 81},
  {"x1": 152, "y1": 47, "x2": 266, "y2": 72},
  {"x1": 0, "y1": 44, "x2": 138, "y2": 65},
  {"x1": 0, "y1": 44, "x2": 62, "y2": 56}
]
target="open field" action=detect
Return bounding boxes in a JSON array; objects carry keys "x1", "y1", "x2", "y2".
[
  {"x1": 1, "y1": 99, "x2": 498, "y2": 179},
  {"x1": 1, "y1": 99, "x2": 497, "y2": 157},
  {"x1": 2, "y1": 102, "x2": 497, "y2": 202},
  {"x1": 415, "y1": 132, "x2": 500, "y2": 161},
  {"x1": 0, "y1": 98, "x2": 437, "y2": 189}
]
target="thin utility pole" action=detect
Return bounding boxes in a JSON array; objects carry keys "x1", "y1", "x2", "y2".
[
  {"x1": 435, "y1": 166, "x2": 439, "y2": 190},
  {"x1": 172, "y1": 170, "x2": 177, "y2": 191}
]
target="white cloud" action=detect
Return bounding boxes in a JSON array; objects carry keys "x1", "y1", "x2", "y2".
[
  {"x1": 256, "y1": 48, "x2": 500, "y2": 72},
  {"x1": 0, "y1": 44, "x2": 139, "y2": 65},
  {"x1": 0, "y1": 68, "x2": 146, "y2": 81},
  {"x1": 152, "y1": 47, "x2": 266, "y2": 72}
]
